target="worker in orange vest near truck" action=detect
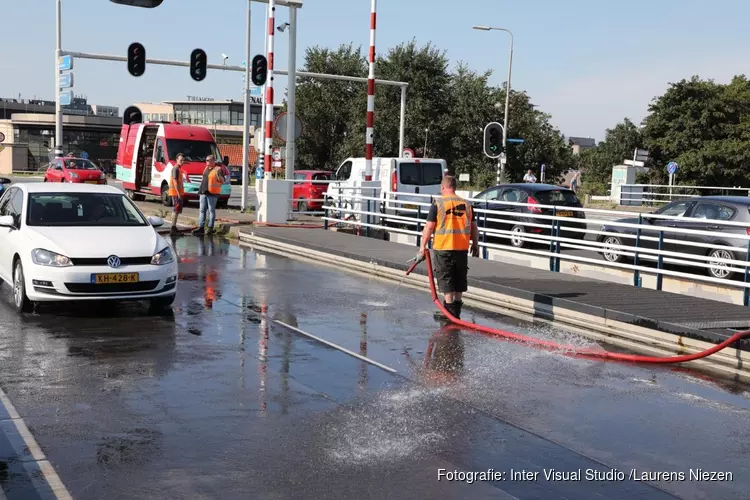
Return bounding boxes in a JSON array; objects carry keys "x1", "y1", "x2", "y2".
[
  {"x1": 193, "y1": 155, "x2": 225, "y2": 236},
  {"x1": 418, "y1": 176, "x2": 480, "y2": 321},
  {"x1": 168, "y1": 153, "x2": 185, "y2": 235}
]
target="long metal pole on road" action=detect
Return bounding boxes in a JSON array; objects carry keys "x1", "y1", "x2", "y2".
[
  {"x1": 241, "y1": 0, "x2": 252, "y2": 211},
  {"x1": 285, "y1": 6, "x2": 297, "y2": 179},
  {"x1": 473, "y1": 25, "x2": 513, "y2": 182},
  {"x1": 55, "y1": 0, "x2": 63, "y2": 157}
]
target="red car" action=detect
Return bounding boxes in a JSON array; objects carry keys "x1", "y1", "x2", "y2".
[
  {"x1": 292, "y1": 170, "x2": 333, "y2": 212},
  {"x1": 44, "y1": 157, "x2": 107, "y2": 184}
]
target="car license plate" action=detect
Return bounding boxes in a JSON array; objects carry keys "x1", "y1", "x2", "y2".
[
  {"x1": 557, "y1": 211, "x2": 574, "y2": 217},
  {"x1": 91, "y1": 273, "x2": 139, "y2": 284},
  {"x1": 85, "y1": 180, "x2": 99, "y2": 184},
  {"x1": 404, "y1": 204, "x2": 417, "y2": 210}
]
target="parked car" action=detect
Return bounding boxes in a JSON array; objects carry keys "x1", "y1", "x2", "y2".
[
  {"x1": 471, "y1": 183, "x2": 586, "y2": 248},
  {"x1": 597, "y1": 196, "x2": 750, "y2": 279},
  {"x1": 293, "y1": 170, "x2": 333, "y2": 212},
  {"x1": 44, "y1": 157, "x2": 107, "y2": 184},
  {"x1": 0, "y1": 183, "x2": 178, "y2": 313}
]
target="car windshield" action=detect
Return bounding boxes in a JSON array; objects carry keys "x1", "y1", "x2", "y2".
[
  {"x1": 27, "y1": 193, "x2": 148, "y2": 227},
  {"x1": 64, "y1": 159, "x2": 98, "y2": 170},
  {"x1": 166, "y1": 140, "x2": 221, "y2": 162},
  {"x1": 535, "y1": 189, "x2": 580, "y2": 204}
]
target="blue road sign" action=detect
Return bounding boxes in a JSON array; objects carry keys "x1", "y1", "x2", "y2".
[
  {"x1": 667, "y1": 161, "x2": 679, "y2": 175},
  {"x1": 507, "y1": 138, "x2": 525, "y2": 144},
  {"x1": 58, "y1": 55, "x2": 73, "y2": 71},
  {"x1": 80, "y1": 151, "x2": 89, "y2": 159},
  {"x1": 59, "y1": 73, "x2": 74, "y2": 88},
  {"x1": 60, "y1": 91, "x2": 73, "y2": 106},
  {"x1": 255, "y1": 166, "x2": 264, "y2": 179}
]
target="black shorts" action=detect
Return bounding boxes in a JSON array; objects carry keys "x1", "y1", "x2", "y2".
[{"x1": 433, "y1": 250, "x2": 468, "y2": 293}]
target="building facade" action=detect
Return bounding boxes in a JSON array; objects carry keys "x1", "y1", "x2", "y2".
[{"x1": 0, "y1": 96, "x2": 121, "y2": 174}]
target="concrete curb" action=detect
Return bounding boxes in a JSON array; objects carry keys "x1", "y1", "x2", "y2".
[{"x1": 239, "y1": 231, "x2": 750, "y2": 382}]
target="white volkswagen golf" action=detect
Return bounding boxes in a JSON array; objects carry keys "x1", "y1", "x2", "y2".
[{"x1": 0, "y1": 183, "x2": 178, "y2": 313}]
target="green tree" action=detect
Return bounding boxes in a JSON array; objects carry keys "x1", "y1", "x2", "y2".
[
  {"x1": 293, "y1": 44, "x2": 367, "y2": 170},
  {"x1": 642, "y1": 75, "x2": 750, "y2": 186}
]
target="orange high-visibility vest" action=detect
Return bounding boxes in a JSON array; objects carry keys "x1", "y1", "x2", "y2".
[
  {"x1": 168, "y1": 166, "x2": 184, "y2": 196},
  {"x1": 207, "y1": 168, "x2": 222, "y2": 195},
  {"x1": 432, "y1": 195, "x2": 472, "y2": 251}
]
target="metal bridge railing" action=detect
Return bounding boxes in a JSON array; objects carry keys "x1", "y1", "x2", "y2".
[{"x1": 319, "y1": 190, "x2": 750, "y2": 305}]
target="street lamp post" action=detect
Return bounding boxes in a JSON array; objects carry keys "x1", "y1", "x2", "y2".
[
  {"x1": 241, "y1": 0, "x2": 252, "y2": 211},
  {"x1": 473, "y1": 25, "x2": 513, "y2": 183}
]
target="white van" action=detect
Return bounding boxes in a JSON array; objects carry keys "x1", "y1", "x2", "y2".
[{"x1": 325, "y1": 157, "x2": 447, "y2": 224}]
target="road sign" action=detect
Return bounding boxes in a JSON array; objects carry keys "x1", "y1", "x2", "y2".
[
  {"x1": 60, "y1": 91, "x2": 73, "y2": 106},
  {"x1": 273, "y1": 112, "x2": 303, "y2": 142},
  {"x1": 667, "y1": 161, "x2": 679, "y2": 175},
  {"x1": 635, "y1": 148, "x2": 649, "y2": 161},
  {"x1": 255, "y1": 166, "x2": 264, "y2": 179},
  {"x1": 507, "y1": 138, "x2": 525, "y2": 144},
  {"x1": 59, "y1": 72, "x2": 74, "y2": 88},
  {"x1": 458, "y1": 173, "x2": 470, "y2": 182},
  {"x1": 624, "y1": 159, "x2": 645, "y2": 167},
  {"x1": 272, "y1": 148, "x2": 281, "y2": 161},
  {"x1": 402, "y1": 148, "x2": 414, "y2": 158},
  {"x1": 58, "y1": 55, "x2": 73, "y2": 71}
]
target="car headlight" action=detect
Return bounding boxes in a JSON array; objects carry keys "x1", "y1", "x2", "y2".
[
  {"x1": 68, "y1": 172, "x2": 78, "y2": 178},
  {"x1": 31, "y1": 249, "x2": 72, "y2": 267},
  {"x1": 151, "y1": 246, "x2": 175, "y2": 265}
]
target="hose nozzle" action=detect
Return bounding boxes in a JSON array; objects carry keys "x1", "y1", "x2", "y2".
[{"x1": 405, "y1": 251, "x2": 426, "y2": 276}]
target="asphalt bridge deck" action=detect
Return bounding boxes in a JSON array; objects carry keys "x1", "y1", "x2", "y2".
[{"x1": 238, "y1": 227, "x2": 750, "y2": 346}]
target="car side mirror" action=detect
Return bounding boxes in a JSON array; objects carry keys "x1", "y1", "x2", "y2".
[
  {"x1": 0, "y1": 215, "x2": 15, "y2": 228},
  {"x1": 147, "y1": 216, "x2": 164, "y2": 227}
]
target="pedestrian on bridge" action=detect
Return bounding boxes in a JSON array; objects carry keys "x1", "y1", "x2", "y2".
[
  {"x1": 168, "y1": 153, "x2": 185, "y2": 235},
  {"x1": 193, "y1": 155, "x2": 224, "y2": 236},
  {"x1": 418, "y1": 176, "x2": 480, "y2": 321}
]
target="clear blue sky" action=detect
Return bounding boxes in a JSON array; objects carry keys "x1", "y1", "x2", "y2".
[{"x1": 2, "y1": 0, "x2": 750, "y2": 142}]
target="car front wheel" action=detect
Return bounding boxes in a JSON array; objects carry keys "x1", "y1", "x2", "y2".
[
  {"x1": 149, "y1": 294, "x2": 176, "y2": 312},
  {"x1": 12, "y1": 260, "x2": 33, "y2": 313}
]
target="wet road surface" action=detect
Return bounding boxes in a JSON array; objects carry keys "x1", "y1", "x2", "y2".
[{"x1": 0, "y1": 236, "x2": 747, "y2": 499}]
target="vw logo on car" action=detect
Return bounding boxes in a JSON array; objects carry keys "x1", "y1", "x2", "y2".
[{"x1": 107, "y1": 255, "x2": 121, "y2": 268}]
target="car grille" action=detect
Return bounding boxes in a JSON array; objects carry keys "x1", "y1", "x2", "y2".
[
  {"x1": 64, "y1": 281, "x2": 160, "y2": 293},
  {"x1": 187, "y1": 175, "x2": 203, "y2": 184},
  {"x1": 70, "y1": 257, "x2": 153, "y2": 266}
]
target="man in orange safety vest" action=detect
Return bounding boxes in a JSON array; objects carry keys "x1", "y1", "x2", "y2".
[
  {"x1": 418, "y1": 176, "x2": 480, "y2": 320},
  {"x1": 168, "y1": 153, "x2": 185, "y2": 235},
  {"x1": 193, "y1": 155, "x2": 225, "y2": 235}
]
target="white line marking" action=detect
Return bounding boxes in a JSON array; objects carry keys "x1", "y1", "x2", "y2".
[
  {"x1": 0, "y1": 388, "x2": 73, "y2": 500},
  {"x1": 272, "y1": 319, "x2": 398, "y2": 374}
]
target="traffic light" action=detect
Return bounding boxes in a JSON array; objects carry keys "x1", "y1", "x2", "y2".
[
  {"x1": 123, "y1": 106, "x2": 143, "y2": 125},
  {"x1": 251, "y1": 54, "x2": 268, "y2": 86},
  {"x1": 110, "y1": 0, "x2": 164, "y2": 7},
  {"x1": 127, "y1": 42, "x2": 146, "y2": 77},
  {"x1": 190, "y1": 49, "x2": 208, "y2": 81},
  {"x1": 483, "y1": 122, "x2": 504, "y2": 158}
]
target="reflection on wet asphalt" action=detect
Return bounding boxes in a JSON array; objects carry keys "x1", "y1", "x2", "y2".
[{"x1": 0, "y1": 235, "x2": 747, "y2": 499}]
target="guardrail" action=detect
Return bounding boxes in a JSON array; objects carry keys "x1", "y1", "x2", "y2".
[
  {"x1": 619, "y1": 184, "x2": 750, "y2": 206},
  {"x1": 317, "y1": 190, "x2": 750, "y2": 305}
]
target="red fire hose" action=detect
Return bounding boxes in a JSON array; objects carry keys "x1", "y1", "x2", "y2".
[{"x1": 406, "y1": 251, "x2": 750, "y2": 364}]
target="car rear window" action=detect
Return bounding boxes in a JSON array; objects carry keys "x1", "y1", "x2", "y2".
[
  {"x1": 312, "y1": 173, "x2": 332, "y2": 181},
  {"x1": 399, "y1": 162, "x2": 443, "y2": 186},
  {"x1": 535, "y1": 189, "x2": 580, "y2": 205}
]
